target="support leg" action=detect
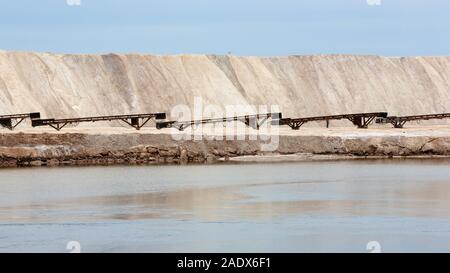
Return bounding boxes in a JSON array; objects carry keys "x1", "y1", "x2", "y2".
[
  {"x1": 137, "y1": 117, "x2": 152, "y2": 129},
  {"x1": 121, "y1": 118, "x2": 152, "y2": 130},
  {"x1": 392, "y1": 120, "x2": 407, "y2": 128},
  {"x1": 360, "y1": 116, "x2": 375, "y2": 128},
  {"x1": 242, "y1": 117, "x2": 260, "y2": 130},
  {"x1": 49, "y1": 123, "x2": 69, "y2": 131},
  {"x1": 177, "y1": 124, "x2": 187, "y2": 131},
  {"x1": 289, "y1": 121, "x2": 305, "y2": 130},
  {"x1": 11, "y1": 118, "x2": 26, "y2": 129},
  {"x1": 0, "y1": 118, "x2": 13, "y2": 130},
  {"x1": 256, "y1": 117, "x2": 269, "y2": 129}
]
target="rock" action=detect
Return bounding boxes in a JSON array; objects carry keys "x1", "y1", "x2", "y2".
[
  {"x1": 206, "y1": 155, "x2": 216, "y2": 163},
  {"x1": 47, "y1": 159, "x2": 60, "y2": 166},
  {"x1": 180, "y1": 149, "x2": 188, "y2": 164},
  {"x1": 112, "y1": 151, "x2": 125, "y2": 158},
  {"x1": 146, "y1": 146, "x2": 159, "y2": 154},
  {"x1": 139, "y1": 152, "x2": 150, "y2": 158},
  {"x1": 30, "y1": 160, "x2": 43, "y2": 166},
  {"x1": 0, "y1": 147, "x2": 34, "y2": 158},
  {"x1": 159, "y1": 148, "x2": 179, "y2": 157},
  {"x1": 1, "y1": 129, "x2": 450, "y2": 168},
  {"x1": 225, "y1": 147, "x2": 237, "y2": 154},
  {"x1": 165, "y1": 157, "x2": 175, "y2": 163}
]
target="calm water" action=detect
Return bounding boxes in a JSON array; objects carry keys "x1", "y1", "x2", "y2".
[{"x1": 0, "y1": 159, "x2": 450, "y2": 252}]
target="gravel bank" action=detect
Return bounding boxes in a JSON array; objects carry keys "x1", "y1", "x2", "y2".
[{"x1": 1, "y1": 126, "x2": 450, "y2": 167}]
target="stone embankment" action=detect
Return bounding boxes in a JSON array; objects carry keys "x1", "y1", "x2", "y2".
[{"x1": 1, "y1": 127, "x2": 449, "y2": 167}]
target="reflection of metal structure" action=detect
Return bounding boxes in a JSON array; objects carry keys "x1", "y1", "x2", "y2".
[
  {"x1": 376, "y1": 113, "x2": 450, "y2": 128},
  {"x1": 156, "y1": 113, "x2": 282, "y2": 131},
  {"x1": 273, "y1": 112, "x2": 388, "y2": 130},
  {"x1": 0, "y1": 112, "x2": 41, "y2": 130},
  {"x1": 31, "y1": 113, "x2": 166, "y2": 131}
]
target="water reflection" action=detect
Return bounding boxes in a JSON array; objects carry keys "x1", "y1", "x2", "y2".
[
  {"x1": 1, "y1": 159, "x2": 450, "y2": 252},
  {"x1": 1, "y1": 173, "x2": 449, "y2": 222}
]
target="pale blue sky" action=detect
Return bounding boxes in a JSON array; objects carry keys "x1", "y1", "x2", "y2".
[{"x1": 0, "y1": 0, "x2": 449, "y2": 56}]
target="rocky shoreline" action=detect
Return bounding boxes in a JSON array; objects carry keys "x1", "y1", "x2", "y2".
[{"x1": 1, "y1": 127, "x2": 450, "y2": 168}]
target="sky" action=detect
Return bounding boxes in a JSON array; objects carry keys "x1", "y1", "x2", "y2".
[{"x1": 0, "y1": 0, "x2": 449, "y2": 56}]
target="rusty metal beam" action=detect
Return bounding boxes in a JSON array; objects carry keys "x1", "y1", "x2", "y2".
[
  {"x1": 156, "y1": 113, "x2": 282, "y2": 131},
  {"x1": 31, "y1": 113, "x2": 166, "y2": 131},
  {"x1": 0, "y1": 112, "x2": 41, "y2": 130},
  {"x1": 376, "y1": 113, "x2": 450, "y2": 128},
  {"x1": 274, "y1": 112, "x2": 387, "y2": 130}
]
